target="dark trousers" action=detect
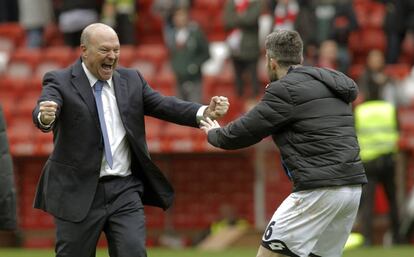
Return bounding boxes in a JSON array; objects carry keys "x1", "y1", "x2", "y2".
[
  {"x1": 232, "y1": 57, "x2": 259, "y2": 98},
  {"x1": 54, "y1": 175, "x2": 146, "y2": 257},
  {"x1": 360, "y1": 154, "x2": 401, "y2": 245}
]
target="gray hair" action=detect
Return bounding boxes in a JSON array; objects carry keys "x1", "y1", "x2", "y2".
[{"x1": 265, "y1": 30, "x2": 303, "y2": 68}]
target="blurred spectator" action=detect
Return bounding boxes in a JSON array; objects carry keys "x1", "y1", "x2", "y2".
[
  {"x1": 166, "y1": 7, "x2": 210, "y2": 103},
  {"x1": 316, "y1": 39, "x2": 338, "y2": 70},
  {"x1": 0, "y1": 105, "x2": 16, "y2": 231},
  {"x1": 0, "y1": 0, "x2": 19, "y2": 22},
  {"x1": 355, "y1": 49, "x2": 402, "y2": 246},
  {"x1": 223, "y1": 0, "x2": 262, "y2": 99},
  {"x1": 152, "y1": 0, "x2": 192, "y2": 45},
  {"x1": 210, "y1": 204, "x2": 248, "y2": 236},
  {"x1": 56, "y1": 0, "x2": 101, "y2": 47},
  {"x1": 267, "y1": 0, "x2": 317, "y2": 60},
  {"x1": 18, "y1": 0, "x2": 53, "y2": 48},
  {"x1": 311, "y1": 0, "x2": 337, "y2": 45},
  {"x1": 294, "y1": 1, "x2": 317, "y2": 49},
  {"x1": 378, "y1": 0, "x2": 405, "y2": 64},
  {"x1": 302, "y1": 40, "x2": 318, "y2": 66},
  {"x1": 328, "y1": 0, "x2": 358, "y2": 74},
  {"x1": 358, "y1": 49, "x2": 396, "y2": 104},
  {"x1": 396, "y1": 65, "x2": 414, "y2": 106},
  {"x1": 355, "y1": 99, "x2": 402, "y2": 246},
  {"x1": 269, "y1": 0, "x2": 299, "y2": 31},
  {"x1": 101, "y1": 0, "x2": 136, "y2": 45},
  {"x1": 400, "y1": 1, "x2": 414, "y2": 65},
  {"x1": 194, "y1": 204, "x2": 248, "y2": 245}
]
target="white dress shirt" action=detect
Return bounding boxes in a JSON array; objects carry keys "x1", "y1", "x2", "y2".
[{"x1": 82, "y1": 62, "x2": 131, "y2": 177}]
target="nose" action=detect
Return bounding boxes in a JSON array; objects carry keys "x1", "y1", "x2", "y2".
[{"x1": 107, "y1": 50, "x2": 117, "y2": 60}]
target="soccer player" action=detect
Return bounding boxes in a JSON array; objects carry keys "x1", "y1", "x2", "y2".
[{"x1": 200, "y1": 29, "x2": 367, "y2": 257}]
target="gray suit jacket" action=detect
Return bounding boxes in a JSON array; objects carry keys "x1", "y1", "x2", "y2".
[{"x1": 32, "y1": 59, "x2": 202, "y2": 222}]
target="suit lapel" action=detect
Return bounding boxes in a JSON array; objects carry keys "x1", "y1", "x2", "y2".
[
  {"x1": 113, "y1": 70, "x2": 129, "y2": 122},
  {"x1": 71, "y1": 59, "x2": 100, "y2": 129}
]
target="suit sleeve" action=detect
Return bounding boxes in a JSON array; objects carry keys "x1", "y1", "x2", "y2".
[
  {"x1": 138, "y1": 71, "x2": 202, "y2": 127},
  {"x1": 32, "y1": 72, "x2": 63, "y2": 132},
  {"x1": 207, "y1": 84, "x2": 293, "y2": 150}
]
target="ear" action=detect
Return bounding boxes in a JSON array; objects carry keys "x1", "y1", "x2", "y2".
[
  {"x1": 80, "y1": 45, "x2": 87, "y2": 58},
  {"x1": 270, "y1": 58, "x2": 278, "y2": 71}
]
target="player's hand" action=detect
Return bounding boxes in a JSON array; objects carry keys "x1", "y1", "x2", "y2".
[
  {"x1": 205, "y1": 96, "x2": 229, "y2": 120},
  {"x1": 39, "y1": 101, "x2": 58, "y2": 125},
  {"x1": 200, "y1": 117, "x2": 220, "y2": 134}
]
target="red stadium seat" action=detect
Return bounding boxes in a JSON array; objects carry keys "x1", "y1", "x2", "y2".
[
  {"x1": 0, "y1": 76, "x2": 32, "y2": 98},
  {"x1": 0, "y1": 22, "x2": 25, "y2": 48},
  {"x1": 6, "y1": 48, "x2": 42, "y2": 78},
  {"x1": 348, "y1": 64, "x2": 365, "y2": 81},
  {"x1": 208, "y1": 15, "x2": 228, "y2": 42},
  {"x1": 43, "y1": 23, "x2": 64, "y2": 47},
  {"x1": 349, "y1": 29, "x2": 386, "y2": 57},
  {"x1": 135, "y1": 13, "x2": 164, "y2": 45},
  {"x1": 0, "y1": 36, "x2": 15, "y2": 53},
  {"x1": 118, "y1": 45, "x2": 137, "y2": 67},
  {"x1": 153, "y1": 63, "x2": 176, "y2": 96},
  {"x1": 135, "y1": 44, "x2": 168, "y2": 71},
  {"x1": 43, "y1": 46, "x2": 76, "y2": 67},
  {"x1": 384, "y1": 64, "x2": 411, "y2": 81},
  {"x1": 368, "y1": 2, "x2": 386, "y2": 29},
  {"x1": 16, "y1": 92, "x2": 39, "y2": 117},
  {"x1": 130, "y1": 60, "x2": 156, "y2": 79}
]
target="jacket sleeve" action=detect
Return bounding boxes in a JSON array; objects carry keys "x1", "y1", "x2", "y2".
[
  {"x1": 207, "y1": 84, "x2": 293, "y2": 149},
  {"x1": 32, "y1": 72, "x2": 63, "y2": 132},
  {"x1": 140, "y1": 71, "x2": 202, "y2": 127}
]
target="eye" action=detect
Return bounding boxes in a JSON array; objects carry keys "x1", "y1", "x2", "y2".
[{"x1": 99, "y1": 48, "x2": 109, "y2": 54}]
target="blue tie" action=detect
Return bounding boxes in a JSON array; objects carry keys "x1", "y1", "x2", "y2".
[{"x1": 93, "y1": 80, "x2": 113, "y2": 169}]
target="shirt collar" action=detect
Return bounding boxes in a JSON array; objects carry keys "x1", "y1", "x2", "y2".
[{"x1": 81, "y1": 61, "x2": 112, "y2": 88}]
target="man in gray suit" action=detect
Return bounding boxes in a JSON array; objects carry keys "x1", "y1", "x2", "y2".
[{"x1": 33, "y1": 23, "x2": 229, "y2": 257}]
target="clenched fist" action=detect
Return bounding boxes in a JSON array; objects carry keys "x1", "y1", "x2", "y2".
[
  {"x1": 204, "y1": 96, "x2": 230, "y2": 120},
  {"x1": 39, "y1": 101, "x2": 58, "y2": 125}
]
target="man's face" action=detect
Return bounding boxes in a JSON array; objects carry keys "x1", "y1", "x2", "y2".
[
  {"x1": 266, "y1": 52, "x2": 279, "y2": 82},
  {"x1": 81, "y1": 29, "x2": 120, "y2": 81},
  {"x1": 173, "y1": 9, "x2": 189, "y2": 29}
]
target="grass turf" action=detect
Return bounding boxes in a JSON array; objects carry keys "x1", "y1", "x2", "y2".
[{"x1": 0, "y1": 246, "x2": 413, "y2": 257}]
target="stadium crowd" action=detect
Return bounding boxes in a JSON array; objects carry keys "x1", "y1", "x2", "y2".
[{"x1": 1, "y1": 0, "x2": 414, "y2": 249}]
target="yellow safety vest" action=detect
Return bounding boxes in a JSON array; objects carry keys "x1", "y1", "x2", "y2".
[{"x1": 355, "y1": 101, "x2": 399, "y2": 162}]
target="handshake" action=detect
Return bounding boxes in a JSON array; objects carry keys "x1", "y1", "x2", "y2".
[{"x1": 201, "y1": 96, "x2": 229, "y2": 134}]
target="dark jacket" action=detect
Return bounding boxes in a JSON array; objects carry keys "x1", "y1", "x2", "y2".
[
  {"x1": 32, "y1": 59, "x2": 202, "y2": 222},
  {"x1": 167, "y1": 22, "x2": 210, "y2": 83},
  {"x1": 223, "y1": 0, "x2": 262, "y2": 61},
  {"x1": 208, "y1": 66, "x2": 367, "y2": 192},
  {"x1": 0, "y1": 105, "x2": 16, "y2": 230}
]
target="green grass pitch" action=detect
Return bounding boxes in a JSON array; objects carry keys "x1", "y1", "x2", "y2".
[{"x1": 0, "y1": 246, "x2": 413, "y2": 257}]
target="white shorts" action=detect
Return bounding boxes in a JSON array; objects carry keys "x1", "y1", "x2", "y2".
[{"x1": 261, "y1": 185, "x2": 362, "y2": 257}]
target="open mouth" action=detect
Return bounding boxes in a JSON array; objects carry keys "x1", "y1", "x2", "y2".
[{"x1": 102, "y1": 64, "x2": 113, "y2": 71}]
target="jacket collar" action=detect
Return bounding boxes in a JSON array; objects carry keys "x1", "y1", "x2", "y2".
[{"x1": 71, "y1": 59, "x2": 129, "y2": 127}]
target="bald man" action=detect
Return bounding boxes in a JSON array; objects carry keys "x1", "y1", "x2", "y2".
[{"x1": 32, "y1": 23, "x2": 229, "y2": 257}]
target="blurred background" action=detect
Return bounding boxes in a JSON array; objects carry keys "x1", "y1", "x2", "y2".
[{"x1": 1, "y1": 0, "x2": 414, "y2": 253}]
